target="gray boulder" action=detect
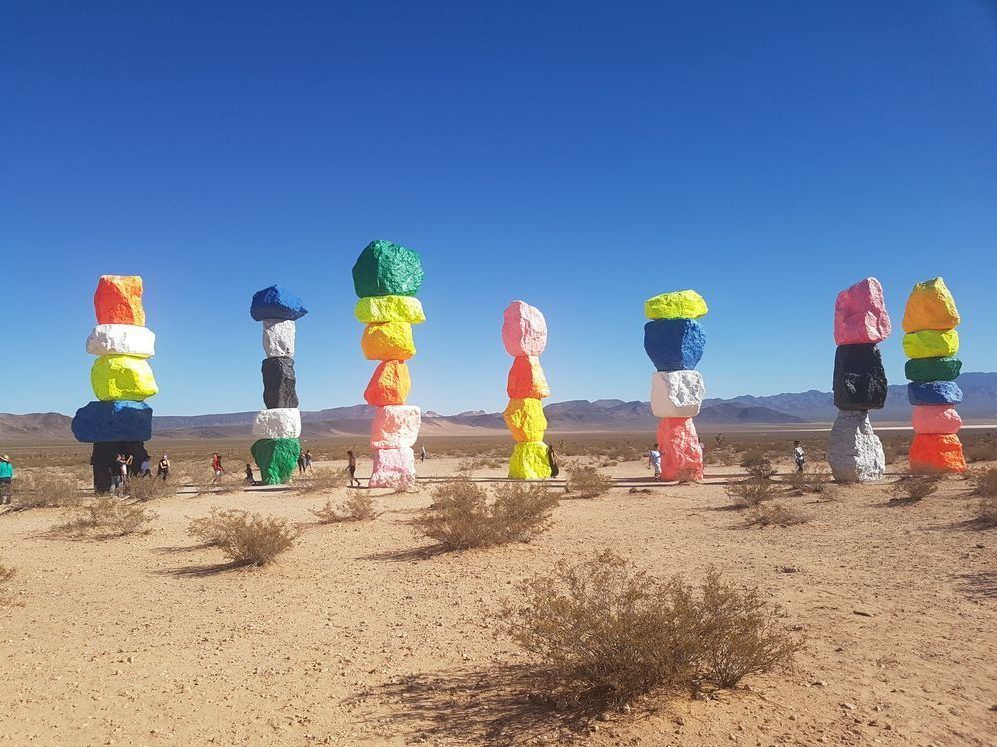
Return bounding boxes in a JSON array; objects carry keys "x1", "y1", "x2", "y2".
[{"x1": 828, "y1": 410, "x2": 886, "y2": 483}]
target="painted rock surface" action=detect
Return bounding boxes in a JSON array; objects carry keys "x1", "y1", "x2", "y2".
[
  {"x1": 908, "y1": 433, "x2": 966, "y2": 473},
  {"x1": 643, "y1": 319, "x2": 706, "y2": 372},
  {"x1": 371, "y1": 405, "x2": 422, "y2": 449},
  {"x1": 650, "y1": 370, "x2": 705, "y2": 418},
  {"x1": 833, "y1": 343, "x2": 888, "y2": 411},
  {"x1": 262, "y1": 356, "x2": 298, "y2": 409},
  {"x1": 94, "y1": 275, "x2": 145, "y2": 326},
  {"x1": 261, "y1": 319, "x2": 296, "y2": 358},
  {"x1": 828, "y1": 410, "x2": 886, "y2": 483},
  {"x1": 902, "y1": 277, "x2": 960, "y2": 333},
  {"x1": 251, "y1": 438, "x2": 300, "y2": 485},
  {"x1": 833, "y1": 277, "x2": 891, "y2": 345},
  {"x1": 905, "y1": 357, "x2": 961, "y2": 382},
  {"x1": 644, "y1": 290, "x2": 708, "y2": 320},
  {"x1": 502, "y1": 301, "x2": 548, "y2": 357},
  {"x1": 352, "y1": 240, "x2": 424, "y2": 298},
  {"x1": 71, "y1": 400, "x2": 153, "y2": 443},
  {"x1": 86, "y1": 324, "x2": 156, "y2": 358},
  {"x1": 355, "y1": 295, "x2": 426, "y2": 324},
  {"x1": 911, "y1": 405, "x2": 962, "y2": 435},
  {"x1": 508, "y1": 441, "x2": 552, "y2": 480},
  {"x1": 903, "y1": 329, "x2": 959, "y2": 359},
  {"x1": 507, "y1": 356, "x2": 550, "y2": 400},
  {"x1": 364, "y1": 360, "x2": 411, "y2": 406},
  {"x1": 369, "y1": 446, "x2": 417, "y2": 489},
  {"x1": 503, "y1": 398, "x2": 548, "y2": 442},
  {"x1": 656, "y1": 417, "x2": 704, "y2": 481},
  {"x1": 361, "y1": 322, "x2": 416, "y2": 361},
  {"x1": 91, "y1": 355, "x2": 158, "y2": 401},
  {"x1": 252, "y1": 408, "x2": 302, "y2": 439},
  {"x1": 908, "y1": 380, "x2": 963, "y2": 406},
  {"x1": 250, "y1": 285, "x2": 309, "y2": 322}
]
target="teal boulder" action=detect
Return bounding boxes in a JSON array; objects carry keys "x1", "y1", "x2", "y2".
[
  {"x1": 352, "y1": 240, "x2": 424, "y2": 298},
  {"x1": 251, "y1": 438, "x2": 300, "y2": 485},
  {"x1": 905, "y1": 357, "x2": 961, "y2": 382}
]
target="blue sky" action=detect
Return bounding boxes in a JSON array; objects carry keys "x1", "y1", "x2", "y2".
[{"x1": 2, "y1": 1, "x2": 995, "y2": 416}]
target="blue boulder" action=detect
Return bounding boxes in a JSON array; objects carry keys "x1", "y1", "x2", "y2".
[
  {"x1": 72, "y1": 400, "x2": 153, "y2": 443},
  {"x1": 908, "y1": 381, "x2": 963, "y2": 406},
  {"x1": 643, "y1": 319, "x2": 706, "y2": 372},
  {"x1": 250, "y1": 285, "x2": 309, "y2": 321}
]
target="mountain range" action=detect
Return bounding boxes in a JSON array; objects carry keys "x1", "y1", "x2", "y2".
[{"x1": 3, "y1": 372, "x2": 995, "y2": 441}]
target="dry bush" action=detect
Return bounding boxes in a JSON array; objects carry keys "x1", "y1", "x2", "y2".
[
  {"x1": 963, "y1": 436, "x2": 997, "y2": 463},
  {"x1": 725, "y1": 478, "x2": 777, "y2": 509},
  {"x1": 564, "y1": 466, "x2": 614, "y2": 499},
  {"x1": 888, "y1": 474, "x2": 942, "y2": 504},
  {"x1": 296, "y1": 468, "x2": 349, "y2": 495},
  {"x1": 976, "y1": 496, "x2": 997, "y2": 528},
  {"x1": 504, "y1": 551, "x2": 800, "y2": 708},
  {"x1": 125, "y1": 477, "x2": 179, "y2": 502},
  {"x1": 189, "y1": 509, "x2": 297, "y2": 566},
  {"x1": 970, "y1": 466, "x2": 997, "y2": 498},
  {"x1": 784, "y1": 464, "x2": 832, "y2": 496},
  {"x1": 705, "y1": 446, "x2": 740, "y2": 467},
  {"x1": 745, "y1": 502, "x2": 808, "y2": 528},
  {"x1": 10, "y1": 473, "x2": 83, "y2": 511},
  {"x1": 411, "y1": 477, "x2": 559, "y2": 551},
  {"x1": 311, "y1": 492, "x2": 376, "y2": 523},
  {"x1": 740, "y1": 450, "x2": 776, "y2": 479},
  {"x1": 457, "y1": 456, "x2": 506, "y2": 472},
  {"x1": 58, "y1": 497, "x2": 156, "y2": 537},
  {"x1": 0, "y1": 564, "x2": 17, "y2": 607}
]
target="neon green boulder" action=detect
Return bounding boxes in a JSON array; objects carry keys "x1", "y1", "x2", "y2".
[
  {"x1": 903, "y1": 329, "x2": 959, "y2": 359},
  {"x1": 355, "y1": 295, "x2": 426, "y2": 324},
  {"x1": 644, "y1": 290, "x2": 708, "y2": 320},
  {"x1": 509, "y1": 441, "x2": 552, "y2": 480},
  {"x1": 91, "y1": 355, "x2": 158, "y2": 401}
]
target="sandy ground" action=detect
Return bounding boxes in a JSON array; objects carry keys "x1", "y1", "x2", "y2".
[{"x1": 0, "y1": 456, "x2": 995, "y2": 746}]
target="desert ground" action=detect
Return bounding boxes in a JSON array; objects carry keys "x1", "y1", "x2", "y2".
[{"x1": 0, "y1": 434, "x2": 995, "y2": 747}]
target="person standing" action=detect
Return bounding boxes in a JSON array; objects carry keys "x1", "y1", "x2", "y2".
[
  {"x1": 419, "y1": 444, "x2": 427, "y2": 462},
  {"x1": 245, "y1": 462, "x2": 255, "y2": 485},
  {"x1": 304, "y1": 450, "x2": 313, "y2": 473},
  {"x1": 793, "y1": 441, "x2": 806, "y2": 472},
  {"x1": 647, "y1": 444, "x2": 662, "y2": 479},
  {"x1": 297, "y1": 452, "x2": 306, "y2": 475},
  {"x1": 157, "y1": 454, "x2": 170, "y2": 481},
  {"x1": 546, "y1": 443, "x2": 559, "y2": 479},
  {"x1": 211, "y1": 452, "x2": 224, "y2": 484},
  {"x1": 0, "y1": 455, "x2": 13, "y2": 505},
  {"x1": 346, "y1": 450, "x2": 360, "y2": 487},
  {"x1": 139, "y1": 455, "x2": 152, "y2": 478}
]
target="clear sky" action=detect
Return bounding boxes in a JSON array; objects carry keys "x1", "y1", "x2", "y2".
[{"x1": 2, "y1": 1, "x2": 995, "y2": 417}]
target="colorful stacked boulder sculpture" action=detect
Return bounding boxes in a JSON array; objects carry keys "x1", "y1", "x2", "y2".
[
  {"x1": 828, "y1": 278, "x2": 891, "y2": 482},
  {"x1": 71, "y1": 276, "x2": 157, "y2": 492},
  {"x1": 644, "y1": 290, "x2": 707, "y2": 481},
  {"x1": 502, "y1": 301, "x2": 551, "y2": 479},
  {"x1": 902, "y1": 278, "x2": 966, "y2": 473},
  {"x1": 353, "y1": 240, "x2": 425, "y2": 489},
  {"x1": 250, "y1": 285, "x2": 308, "y2": 484}
]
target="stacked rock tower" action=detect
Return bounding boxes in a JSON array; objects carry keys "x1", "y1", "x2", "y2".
[
  {"x1": 902, "y1": 278, "x2": 966, "y2": 473},
  {"x1": 71, "y1": 276, "x2": 158, "y2": 492},
  {"x1": 828, "y1": 278, "x2": 891, "y2": 482},
  {"x1": 644, "y1": 291, "x2": 707, "y2": 481},
  {"x1": 353, "y1": 240, "x2": 426, "y2": 490},
  {"x1": 502, "y1": 301, "x2": 552, "y2": 479},
  {"x1": 250, "y1": 285, "x2": 308, "y2": 485}
]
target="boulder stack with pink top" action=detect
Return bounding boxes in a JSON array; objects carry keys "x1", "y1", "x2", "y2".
[{"x1": 502, "y1": 301, "x2": 552, "y2": 479}]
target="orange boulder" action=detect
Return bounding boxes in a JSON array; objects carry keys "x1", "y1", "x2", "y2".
[
  {"x1": 94, "y1": 275, "x2": 145, "y2": 325},
  {"x1": 364, "y1": 360, "x2": 411, "y2": 406},
  {"x1": 908, "y1": 433, "x2": 966, "y2": 474},
  {"x1": 506, "y1": 356, "x2": 550, "y2": 400}
]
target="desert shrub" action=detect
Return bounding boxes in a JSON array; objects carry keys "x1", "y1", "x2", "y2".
[
  {"x1": 745, "y1": 502, "x2": 808, "y2": 528},
  {"x1": 10, "y1": 473, "x2": 83, "y2": 511},
  {"x1": 189, "y1": 509, "x2": 296, "y2": 566},
  {"x1": 311, "y1": 492, "x2": 376, "y2": 523},
  {"x1": 505, "y1": 552, "x2": 799, "y2": 708},
  {"x1": 888, "y1": 474, "x2": 942, "y2": 504},
  {"x1": 970, "y1": 466, "x2": 997, "y2": 498},
  {"x1": 964, "y1": 437, "x2": 997, "y2": 463},
  {"x1": 705, "y1": 446, "x2": 740, "y2": 467},
  {"x1": 58, "y1": 497, "x2": 156, "y2": 537},
  {"x1": 784, "y1": 464, "x2": 832, "y2": 496},
  {"x1": 411, "y1": 477, "x2": 559, "y2": 551},
  {"x1": 188, "y1": 507, "x2": 246, "y2": 546},
  {"x1": 725, "y1": 478, "x2": 777, "y2": 509},
  {"x1": 740, "y1": 450, "x2": 776, "y2": 479},
  {"x1": 125, "y1": 477, "x2": 179, "y2": 502},
  {"x1": 564, "y1": 466, "x2": 614, "y2": 499},
  {"x1": 296, "y1": 468, "x2": 349, "y2": 495},
  {"x1": 457, "y1": 456, "x2": 506, "y2": 472},
  {"x1": 975, "y1": 495, "x2": 997, "y2": 528},
  {"x1": 0, "y1": 564, "x2": 17, "y2": 607}
]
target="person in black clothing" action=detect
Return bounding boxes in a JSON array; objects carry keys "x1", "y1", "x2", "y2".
[
  {"x1": 245, "y1": 463, "x2": 255, "y2": 485},
  {"x1": 546, "y1": 443, "x2": 559, "y2": 478}
]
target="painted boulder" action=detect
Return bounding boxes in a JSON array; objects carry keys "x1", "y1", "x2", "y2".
[
  {"x1": 262, "y1": 356, "x2": 298, "y2": 409},
  {"x1": 502, "y1": 301, "x2": 548, "y2": 357},
  {"x1": 86, "y1": 324, "x2": 156, "y2": 358},
  {"x1": 503, "y1": 398, "x2": 548, "y2": 442},
  {"x1": 650, "y1": 370, "x2": 705, "y2": 418},
  {"x1": 833, "y1": 277, "x2": 891, "y2": 345},
  {"x1": 644, "y1": 290, "x2": 708, "y2": 320},
  {"x1": 352, "y1": 240, "x2": 424, "y2": 298},
  {"x1": 908, "y1": 381, "x2": 963, "y2": 406},
  {"x1": 508, "y1": 441, "x2": 552, "y2": 480},
  {"x1": 833, "y1": 343, "x2": 888, "y2": 411},
  {"x1": 909, "y1": 433, "x2": 966, "y2": 473},
  {"x1": 355, "y1": 295, "x2": 426, "y2": 324},
  {"x1": 369, "y1": 446, "x2": 417, "y2": 489},
  {"x1": 94, "y1": 275, "x2": 146, "y2": 326},
  {"x1": 507, "y1": 356, "x2": 550, "y2": 400},
  {"x1": 828, "y1": 410, "x2": 886, "y2": 483},
  {"x1": 643, "y1": 319, "x2": 705, "y2": 372},
  {"x1": 656, "y1": 417, "x2": 704, "y2": 481},
  {"x1": 905, "y1": 357, "x2": 962, "y2": 382},
  {"x1": 251, "y1": 438, "x2": 300, "y2": 485},
  {"x1": 250, "y1": 285, "x2": 308, "y2": 322},
  {"x1": 903, "y1": 329, "x2": 959, "y2": 359},
  {"x1": 911, "y1": 405, "x2": 962, "y2": 435},
  {"x1": 364, "y1": 360, "x2": 411, "y2": 406},
  {"x1": 71, "y1": 400, "x2": 153, "y2": 443},
  {"x1": 902, "y1": 277, "x2": 960, "y2": 333},
  {"x1": 91, "y1": 355, "x2": 158, "y2": 401},
  {"x1": 252, "y1": 408, "x2": 302, "y2": 439},
  {"x1": 361, "y1": 322, "x2": 416, "y2": 361},
  {"x1": 261, "y1": 319, "x2": 296, "y2": 358},
  {"x1": 370, "y1": 405, "x2": 422, "y2": 449}
]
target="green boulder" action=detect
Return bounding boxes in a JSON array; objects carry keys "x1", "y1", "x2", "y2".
[
  {"x1": 905, "y1": 357, "x2": 962, "y2": 382},
  {"x1": 251, "y1": 438, "x2": 300, "y2": 485},
  {"x1": 352, "y1": 240, "x2": 424, "y2": 298}
]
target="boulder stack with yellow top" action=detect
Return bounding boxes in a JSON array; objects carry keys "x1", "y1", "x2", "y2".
[
  {"x1": 502, "y1": 301, "x2": 551, "y2": 479},
  {"x1": 644, "y1": 290, "x2": 707, "y2": 481},
  {"x1": 902, "y1": 278, "x2": 966, "y2": 473},
  {"x1": 71, "y1": 276, "x2": 157, "y2": 492},
  {"x1": 353, "y1": 240, "x2": 425, "y2": 490}
]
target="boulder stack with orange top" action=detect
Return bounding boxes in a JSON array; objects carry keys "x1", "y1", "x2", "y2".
[
  {"x1": 502, "y1": 301, "x2": 551, "y2": 479},
  {"x1": 353, "y1": 240, "x2": 425, "y2": 489},
  {"x1": 902, "y1": 278, "x2": 966, "y2": 473}
]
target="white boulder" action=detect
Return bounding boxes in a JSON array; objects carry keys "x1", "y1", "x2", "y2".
[
  {"x1": 86, "y1": 324, "x2": 156, "y2": 358},
  {"x1": 262, "y1": 319, "x2": 296, "y2": 358},
  {"x1": 828, "y1": 410, "x2": 886, "y2": 483},
  {"x1": 369, "y1": 447, "x2": 416, "y2": 490},
  {"x1": 650, "y1": 370, "x2": 705, "y2": 418},
  {"x1": 370, "y1": 405, "x2": 421, "y2": 449},
  {"x1": 252, "y1": 407, "x2": 301, "y2": 438}
]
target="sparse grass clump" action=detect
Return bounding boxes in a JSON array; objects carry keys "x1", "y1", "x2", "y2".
[
  {"x1": 705, "y1": 446, "x2": 740, "y2": 467},
  {"x1": 57, "y1": 497, "x2": 156, "y2": 537},
  {"x1": 970, "y1": 466, "x2": 997, "y2": 498},
  {"x1": 125, "y1": 477, "x2": 179, "y2": 502},
  {"x1": 505, "y1": 551, "x2": 800, "y2": 708},
  {"x1": 311, "y1": 492, "x2": 376, "y2": 523},
  {"x1": 188, "y1": 508, "x2": 297, "y2": 566},
  {"x1": 726, "y1": 478, "x2": 777, "y2": 509},
  {"x1": 975, "y1": 496, "x2": 997, "y2": 528},
  {"x1": 888, "y1": 474, "x2": 942, "y2": 504},
  {"x1": 411, "y1": 477, "x2": 559, "y2": 551},
  {"x1": 0, "y1": 564, "x2": 17, "y2": 607},
  {"x1": 564, "y1": 466, "x2": 614, "y2": 499},
  {"x1": 745, "y1": 502, "x2": 808, "y2": 528},
  {"x1": 784, "y1": 464, "x2": 832, "y2": 496},
  {"x1": 10, "y1": 473, "x2": 83, "y2": 511},
  {"x1": 740, "y1": 450, "x2": 776, "y2": 479},
  {"x1": 296, "y1": 468, "x2": 349, "y2": 495}
]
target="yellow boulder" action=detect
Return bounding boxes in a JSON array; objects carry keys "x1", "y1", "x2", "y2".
[
  {"x1": 509, "y1": 441, "x2": 552, "y2": 480},
  {"x1": 355, "y1": 295, "x2": 426, "y2": 324},
  {"x1": 903, "y1": 329, "x2": 959, "y2": 359},
  {"x1": 902, "y1": 278, "x2": 960, "y2": 333},
  {"x1": 644, "y1": 290, "x2": 708, "y2": 320},
  {"x1": 361, "y1": 322, "x2": 415, "y2": 361},
  {"x1": 503, "y1": 398, "x2": 547, "y2": 442},
  {"x1": 91, "y1": 355, "x2": 158, "y2": 401}
]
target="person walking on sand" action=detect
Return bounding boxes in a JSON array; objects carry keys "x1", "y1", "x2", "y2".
[
  {"x1": 304, "y1": 450, "x2": 313, "y2": 473},
  {"x1": 793, "y1": 441, "x2": 806, "y2": 473},
  {"x1": 211, "y1": 452, "x2": 224, "y2": 484},
  {"x1": 0, "y1": 455, "x2": 14, "y2": 505},
  {"x1": 546, "y1": 443, "x2": 559, "y2": 479},
  {"x1": 647, "y1": 444, "x2": 662, "y2": 480},
  {"x1": 245, "y1": 462, "x2": 255, "y2": 485},
  {"x1": 346, "y1": 450, "x2": 360, "y2": 487},
  {"x1": 157, "y1": 454, "x2": 170, "y2": 481},
  {"x1": 420, "y1": 444, "x2": 427, "y2": 462}
]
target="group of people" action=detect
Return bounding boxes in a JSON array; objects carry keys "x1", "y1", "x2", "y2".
[
  {"x1": 107, "y1": 452, "x2": 171, "y2": 493},
  {"x1": 644, "y1": 441, "x2": 807, "y2": 477}
]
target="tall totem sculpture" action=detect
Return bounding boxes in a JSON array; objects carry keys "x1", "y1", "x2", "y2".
[
  {"x1": 250, "y1": 285, "x2": 308, "y2": 485},
  {"x1": 502, "y1": 301, "x2": 552, "y2": 479},
  {"x1": 71, "y1": 276, "x2": 158, "y2": 492},
  {"x1": 644, "y1": 290, "x2": 707, "y2": 481},
  {"x1": 353, "y1": 240, "x2": 425, "y2": 490},
  {"x1": 829, "y1": 278, "x2": 890, "y2": 482},
  {"x1": 902, "y1": 278, "x2": 966, "y2": 473}
]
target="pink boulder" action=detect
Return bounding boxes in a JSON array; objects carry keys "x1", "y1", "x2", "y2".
[
  {"x1": 834, "y1": 277, "x2": 892, "y2": 345},
  {"x1": 370, "y1": 405, "x2": 421, "y2": 449},
  {"x1": 656, "y1": 417, "x2": 704, "y2": 482},
  {"x1": 368, "y1": 447, "x2": 416, "y2": 490},
  {"x1": 911, "y1": 405, "x2": 962, "y2": 435},
  {"x1": 502, "y1": 301, "x2": 548, "y2": 357}
]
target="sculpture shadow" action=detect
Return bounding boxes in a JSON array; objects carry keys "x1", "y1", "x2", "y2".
[
  {"x1": 954, "y1": 571, "x2": 997, "y2": 600},
  {"x1": 359, "y1": 543, "x2": 448, "y2": 563},
  {"x1": 155, "y1": 560, "x2": 248, "y2": 578}
]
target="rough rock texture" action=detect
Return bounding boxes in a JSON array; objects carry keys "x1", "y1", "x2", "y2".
[
  {"x1": 370, "y1": 405, "x2": 422, "y2": 449},
  {"x1": 250, "y1": 285, "x2": 308, "y2": 322},
  {"x1": 364, "y1": 360, "x2": 411, "y2": 406},
  {"x1": 503, "y1": 398, "x2": 548, "y2": 442},
  {"x1": 352, "y1": 240, "x2": 424, "y2": 298},
  {"x1": 261, "y1": 319, "x2": 296, "y2": 358},
  {"x1": 650, "y1": 370, "x2": 705, "y2": 418},
  {"x1": 252, "y1": 408, "x2": 302, "y2": 439},
  {"x1": 355, "y1": 296, "x2": 426, "y2": 324},
  {"x1": 643, "y1": 319, "x2": 706, "y2": 372},
  {"x1": 251, "y1": 438, "x2": 300, "y2": 485},
  {"x1": 262, "y1": 357, "x2": 298, "y2": 409},
  {"x1": 656, "y1": 417, "x2": 704, "y2": 481},
  {"x1": 507, "y1": 356, "x2": 550, "y2": 400},
  {"x1": 72, "y1": 400, "x2": 153, "y2": 443},
  {"x1": 833, "y1": 343, "x2": 888, "y2": 411},
  {"x1": 903, "y1": 329, "x2": 960, "y2": 359},
  {"x1": 833, "y1": 277, "x2": 892, "y2": 345},
  {"x1": 905, "y1": 357, "x2": 962, "y2": 382},
  {"x1": 361, "y1": 322, "x2": 415, "y2": 361},
  {"x1": 369, "y1": 447, "x2": 417, "y2": 490},
  {"x1": 94, "y1": 276, "x2": 145, "y2": 326},
  {"x1": 644, "y1": 290, "x2": 708, "y2": 320},
  {"x1": 912, "y1": 405, "x2": 963, "y2": 435},
  {"x1": 86, "y1": 324, "x2": 156, "y2": 358},
  {"x1": 828, "y1": 410, "x2": 886, "y2": 483},
  {"x1": 902, "y1": 277, "x2": 960, "y2": 333},
  {"x1": 908, "y1": 381, "x2": 963, "y2": 406},
  {"x1": 508, "y1": 441, "x2": 552, "y2": 480},
  {"x1": 909, "y1": 433, "x2": 966, "y2": 474},
  {"x1": 91, "y1": 441, "x2": 149, "y2": 493},
  {"x1": 502, "y1": 301, "x2": 548, "y2": 357},
  {"x1": 91, "y1": 355, "x2": 158, "y2": 401}
]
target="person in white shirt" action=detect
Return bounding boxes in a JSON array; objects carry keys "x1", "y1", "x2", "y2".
[
  {"x1": 648, "y1": 444, "x2": 662, "y2": 479},
  {"x1": 793, "y1": 441, "x2": 806, "y2": 472}
]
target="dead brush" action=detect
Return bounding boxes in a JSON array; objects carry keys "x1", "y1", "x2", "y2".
[
  {"x1": 9, "y1": 473, "x2": 83, "y2": 511},
  {"x1": 745, "y1": 502, "x2": 808, "y2": 528},
  {"x1": 56, "y1": 497, "x2": 156, "y2": 538},
  {"x1": 188, "y1": 509, "x2": 297, "y2": 567},
  {"x1": 784, "y1": 464, "x2": 832, "y2": 496},
  {"x1": 296, "y1": 468, "x2": 349, "y2": 495},
  {"x1": 564, "y1": 465, "x2": 614, "y2": 499},
  {"x1": 969, "y1": 466, "x2": 997, "y2": 498},
  {"x1": 504, "y1": 551, "x2": 800, "y2": 709},
  {"x1": 125, "y1": 477, "x2": 179, "y2": 502},
  {"x1": 888, "y1": 474, "x2": 942, "y2": 504},
  {"x1": 740, "y1": 450, "x2": 776, "y2": 479},
  {"x1": 725, "y1": 478, "x2": 777, "y2": 509},
  {"x1": 705, "y1": 446, "x2": 740, "y2": 467},
  {"x1": 311, "y1": 492, "x2": 377, "y2": 523},
  {"x1": 0, "y1": 564, "x2": 17, "y2": 607}
]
